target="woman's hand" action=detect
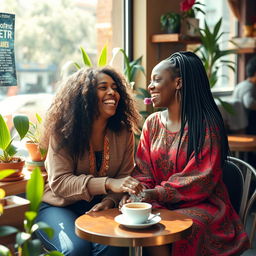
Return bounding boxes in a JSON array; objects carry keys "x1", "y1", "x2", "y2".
[
  {"x1": 105, "y1": 176, "x2": 144, "y2": 194},
  {"x1": 119, "y1": 194, "x2": 132, "y2": 209},
  {"x1": 86, "y1": 199, "x2": 114, "y2": 214}
]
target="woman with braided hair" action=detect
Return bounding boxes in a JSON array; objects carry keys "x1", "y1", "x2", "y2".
[
  {"x1": 121, "y1": 51, "x2": 249, "y2": 255},
  {"x1": 36, "y1": 66, "x2": 143, "y2": 256}
]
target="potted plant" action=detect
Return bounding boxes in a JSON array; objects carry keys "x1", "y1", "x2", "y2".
[
  {"x1": 180, "y1": 0, "x2": 205, "y2": 37},
  {"x1": 194, "y1": 18, "x2": 236, "y2": 113},
  {"x1": 24, "y1": 113, "x2": 47, "y2": 173},
  {"x1": 0, "y1": 168, "x2": 63, "y2": 256},
  {"x1": 0, "y1": 114, "x2": 29, "y2": 181},
  {"x1": 160, "y1": 12, "x2": 181, "y2": 34}
]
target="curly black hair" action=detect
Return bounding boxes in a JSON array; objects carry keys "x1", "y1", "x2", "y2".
[{"x1": 41, "y1": 66, "x2": 140, "y2": 158}]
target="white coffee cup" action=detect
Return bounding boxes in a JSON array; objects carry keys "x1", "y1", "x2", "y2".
[{"x1": 121, "y1": 202, "x2": 152, "y2": 224}]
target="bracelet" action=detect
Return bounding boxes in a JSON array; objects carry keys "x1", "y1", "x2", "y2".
[{"x1": 104, "y1": 177, "x2": 109, "y2": 193}]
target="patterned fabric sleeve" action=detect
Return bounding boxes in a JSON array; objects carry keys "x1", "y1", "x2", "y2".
[
  {"x1": 156, "y1": 131, "x2": 222, "y2": 206},
  {"x1": 132, "y1": 116, "x2": 156, "y2": 189}
]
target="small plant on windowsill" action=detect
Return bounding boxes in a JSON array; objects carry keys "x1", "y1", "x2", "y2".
[{"x1": 25, "y1": 113, "x2": 47, "y2": 163}]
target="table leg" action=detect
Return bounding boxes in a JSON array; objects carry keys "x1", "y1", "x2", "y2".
[{"x1": 129, "y1": 246, "x2": 142, "y2": 256}]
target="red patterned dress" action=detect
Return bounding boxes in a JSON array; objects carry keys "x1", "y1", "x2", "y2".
[{"x1": 133, "y1": 112, "x2": 249, "y2": 256}]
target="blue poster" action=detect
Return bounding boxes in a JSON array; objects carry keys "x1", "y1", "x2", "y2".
[{"x1": 0, "y1": 12, "x2": 17, "y2": 86}]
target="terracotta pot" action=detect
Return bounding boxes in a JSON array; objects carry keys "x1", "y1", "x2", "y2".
[
  {"x1": 0, "y1": 158, "x2": 25, "y2": 179},
  {"x1": 25, "y1": 142, "x2": 46, "y2": 162}
]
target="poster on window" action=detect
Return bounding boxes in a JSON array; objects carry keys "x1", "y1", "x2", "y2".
[{"x1": 0, "y1": 12, "x2": 17, "y2": 86}]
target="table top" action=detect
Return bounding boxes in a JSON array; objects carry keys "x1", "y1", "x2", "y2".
[
  {"x1": 0, "y1": 169, "x2": 47, "y2": 196},
  {"x1": 75, "y1": 208, "x2": 193, "y2": 247},
  {"x1": 228, "y1": 134, "x2": 256, "y2": 152}
]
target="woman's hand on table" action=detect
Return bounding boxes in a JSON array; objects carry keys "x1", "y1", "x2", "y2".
[
  {"x1": 86, "y1": 199, "x2": 114, "y2": 213},
  {"x1": 105, "y1": 176, "x2": 143, "y2": 194}
]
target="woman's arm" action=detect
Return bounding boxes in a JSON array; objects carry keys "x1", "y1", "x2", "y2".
[{"x1": 46, "y1": 137, "x2": 107, "y2": 202}]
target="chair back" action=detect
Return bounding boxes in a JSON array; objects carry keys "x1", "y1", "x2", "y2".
[
  {"x1": 223, "y1": 159, "x2": 244, "y2": 213},
  {"x1": 223, "y1": 156, "x2": 256, "y2": 225}
]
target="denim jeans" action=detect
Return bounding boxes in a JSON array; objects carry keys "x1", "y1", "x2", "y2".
[{"x1": 36, "y1": 196, "x2": 128, "y2": 256}]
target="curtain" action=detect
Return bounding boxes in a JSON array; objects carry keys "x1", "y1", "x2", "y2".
[{"x1": 227, "y1": 0, "x2": 241, "y2": 21}]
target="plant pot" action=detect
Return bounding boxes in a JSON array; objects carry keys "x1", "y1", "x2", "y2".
[
  {"x1": 181, "y1": 18, "x2": 200, "y2": 37},
  {"x1": 0, "y1": 158, "x2": 25, "y2": 180},
  {"x1": 166, "y1": 23, "x2": 180, "y2": 34},
  {"x1": 25, "y1": 142, "x2": 46, "y2": 162},
  {"x1": 26, "y1": 159, "x2": 46, "y2": 172}
]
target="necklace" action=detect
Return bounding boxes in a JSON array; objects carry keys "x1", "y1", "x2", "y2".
[{"x1": 89, "y1": 135, "x2": 110, "y2": 176}]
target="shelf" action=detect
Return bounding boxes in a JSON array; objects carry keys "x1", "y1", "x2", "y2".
[
  {"x1": 235, "y1": 47, "x2": 256, "y2": 54},
  {"x1": 151, "y1": 33, "x2": 201, "y2": 44}
]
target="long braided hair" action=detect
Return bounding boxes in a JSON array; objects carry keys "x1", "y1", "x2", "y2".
[{"x1": 165, "y1": 51, "x2": 229, "y2": 167}]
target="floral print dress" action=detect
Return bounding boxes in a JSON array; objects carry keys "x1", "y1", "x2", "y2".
[{"x1": 133, "y1": 112, "x2": 249, "y2": 256}]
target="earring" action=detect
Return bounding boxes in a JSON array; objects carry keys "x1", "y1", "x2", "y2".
[{"x1": 175, "y1": 89, "x2": 181, "y2": 102}]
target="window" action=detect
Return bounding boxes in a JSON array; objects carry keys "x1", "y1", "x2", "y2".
[{"x1": 0, "y1": 0, "x2": 124, "y2": 126}]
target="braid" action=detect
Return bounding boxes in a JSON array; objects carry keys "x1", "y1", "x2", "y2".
[{"x1": 166, "y1": 51, "x2": 229, "y2": 166}]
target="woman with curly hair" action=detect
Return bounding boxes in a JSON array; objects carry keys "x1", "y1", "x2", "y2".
[{"x1": 36, "y1": 66, "x2": 143, "y2": 256}]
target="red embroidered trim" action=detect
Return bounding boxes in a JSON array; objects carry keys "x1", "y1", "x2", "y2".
[{"x1": 89, "y1": 136, "x2": 110, "y2": 176}]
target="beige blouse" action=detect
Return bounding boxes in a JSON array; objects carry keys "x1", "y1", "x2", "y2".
[{"x1": 43, "y1": 128, "x2": 135, "y2": 206}]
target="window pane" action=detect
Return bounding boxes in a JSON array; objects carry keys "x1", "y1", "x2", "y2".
[{"x1": 0, "y1": 0, "x2": 123, "y2": 155}]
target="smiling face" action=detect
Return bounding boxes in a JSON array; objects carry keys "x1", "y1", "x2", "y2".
[
  {"x1": 148, "y1": 61, "x2": 181, "y2": 108},
  {"x1": 96, "y1": 72, "x2": 120, "y2": 120}
]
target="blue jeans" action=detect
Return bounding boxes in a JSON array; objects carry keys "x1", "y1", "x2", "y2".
[{"x1": 36, "y1": 197, "x2": 128, "y2": 256}]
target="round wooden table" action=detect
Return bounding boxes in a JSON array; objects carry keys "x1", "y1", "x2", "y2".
[
  {"x1": 228, "y1": 134, "x2": 256, "y2": 160},
  {"x1": 75, "y1": 208, "x2": 193, "y2": 256}
]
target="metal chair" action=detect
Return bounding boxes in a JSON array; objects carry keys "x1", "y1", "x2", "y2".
[{"x1": 223, "y1": 156, "x2": 256, "y2": 247}]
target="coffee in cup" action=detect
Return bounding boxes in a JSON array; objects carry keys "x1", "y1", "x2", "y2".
[{"x1": 121, "y1": 202, "x2": 152, "y2": 224}]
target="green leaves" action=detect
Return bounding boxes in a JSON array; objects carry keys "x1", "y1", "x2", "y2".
[
  {"x1": 26, "y1": 167, "x2": 44, "y2": 212},
  {"x1": 80, "y1": 46, "x2": 92, "y2": 67},
  {"x1": 0, "y1": 169, "x2": 16, "y2": 180},
  {"x1": 0, "y1": 114, "x2": 29, "y2": 161},
  {"x1": 0, "y1": 114, "x2": 11, "y2": 151},
  {"x1": 196, "y1": 18, "x2": 235, "y2": 88},
  {"x1": 97, "y1": 44, "x2": 108, "y2": 67},
  {"x1": 0, "y1": 245, "x2": 11, "y2": 256},
  {"x1": 13, "y1": 115, "x2": 29, "y2": 140},
  {"x1": 0, "y1": 226, "x2": 18, "y2": 237}
]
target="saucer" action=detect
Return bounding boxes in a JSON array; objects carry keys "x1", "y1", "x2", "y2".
[{"x1": 114, "y1": 214, "x2": 161, "y2": 229}]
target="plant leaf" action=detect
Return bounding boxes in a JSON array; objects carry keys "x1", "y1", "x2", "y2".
[
  {"x1": 26, "y1": 167, "x2": 44, "y2": 212},
  {"x1": 16, "y1": 232, "x2": 31, "y2": 246},
  {"x1": 0, "y1": 114, "x2": 11, "y2": 151},
  {"x1": 0, "y1": 226, "x2": 18, "y2": 237},
  {"x1": 0, "y1": 169, "x2": 16, "y2": 180},
  {"x1": 27, "y1": 239, "x2": 42, "y2": 256},
  {"x1": 46, "y1": 251, "x2": 65, "y2": 256},
  {"x1": 31, "y1": 221, "x2": 54, "y2": 239},
  {"x1": 0, "y1": 245, "x2": 11, "y2": 256},
  {"x1": 80, "y1": 47, "x2": 92, "y2": 67},
  {"x1": 13, "y1": 115, "x2": 29, "y2": 140},
  {"x1": 73, "y1": 62, "x2": 81, "y2": 70},
  {"x1": 5, "y1": 143, "x2": 17, "y2": 157},
  {"x1": 35, "y1": 113, "x2": 42, "y2": 124},
  {"x1": 97, "y1": 44, "x2": 108, "y2": 67}
]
